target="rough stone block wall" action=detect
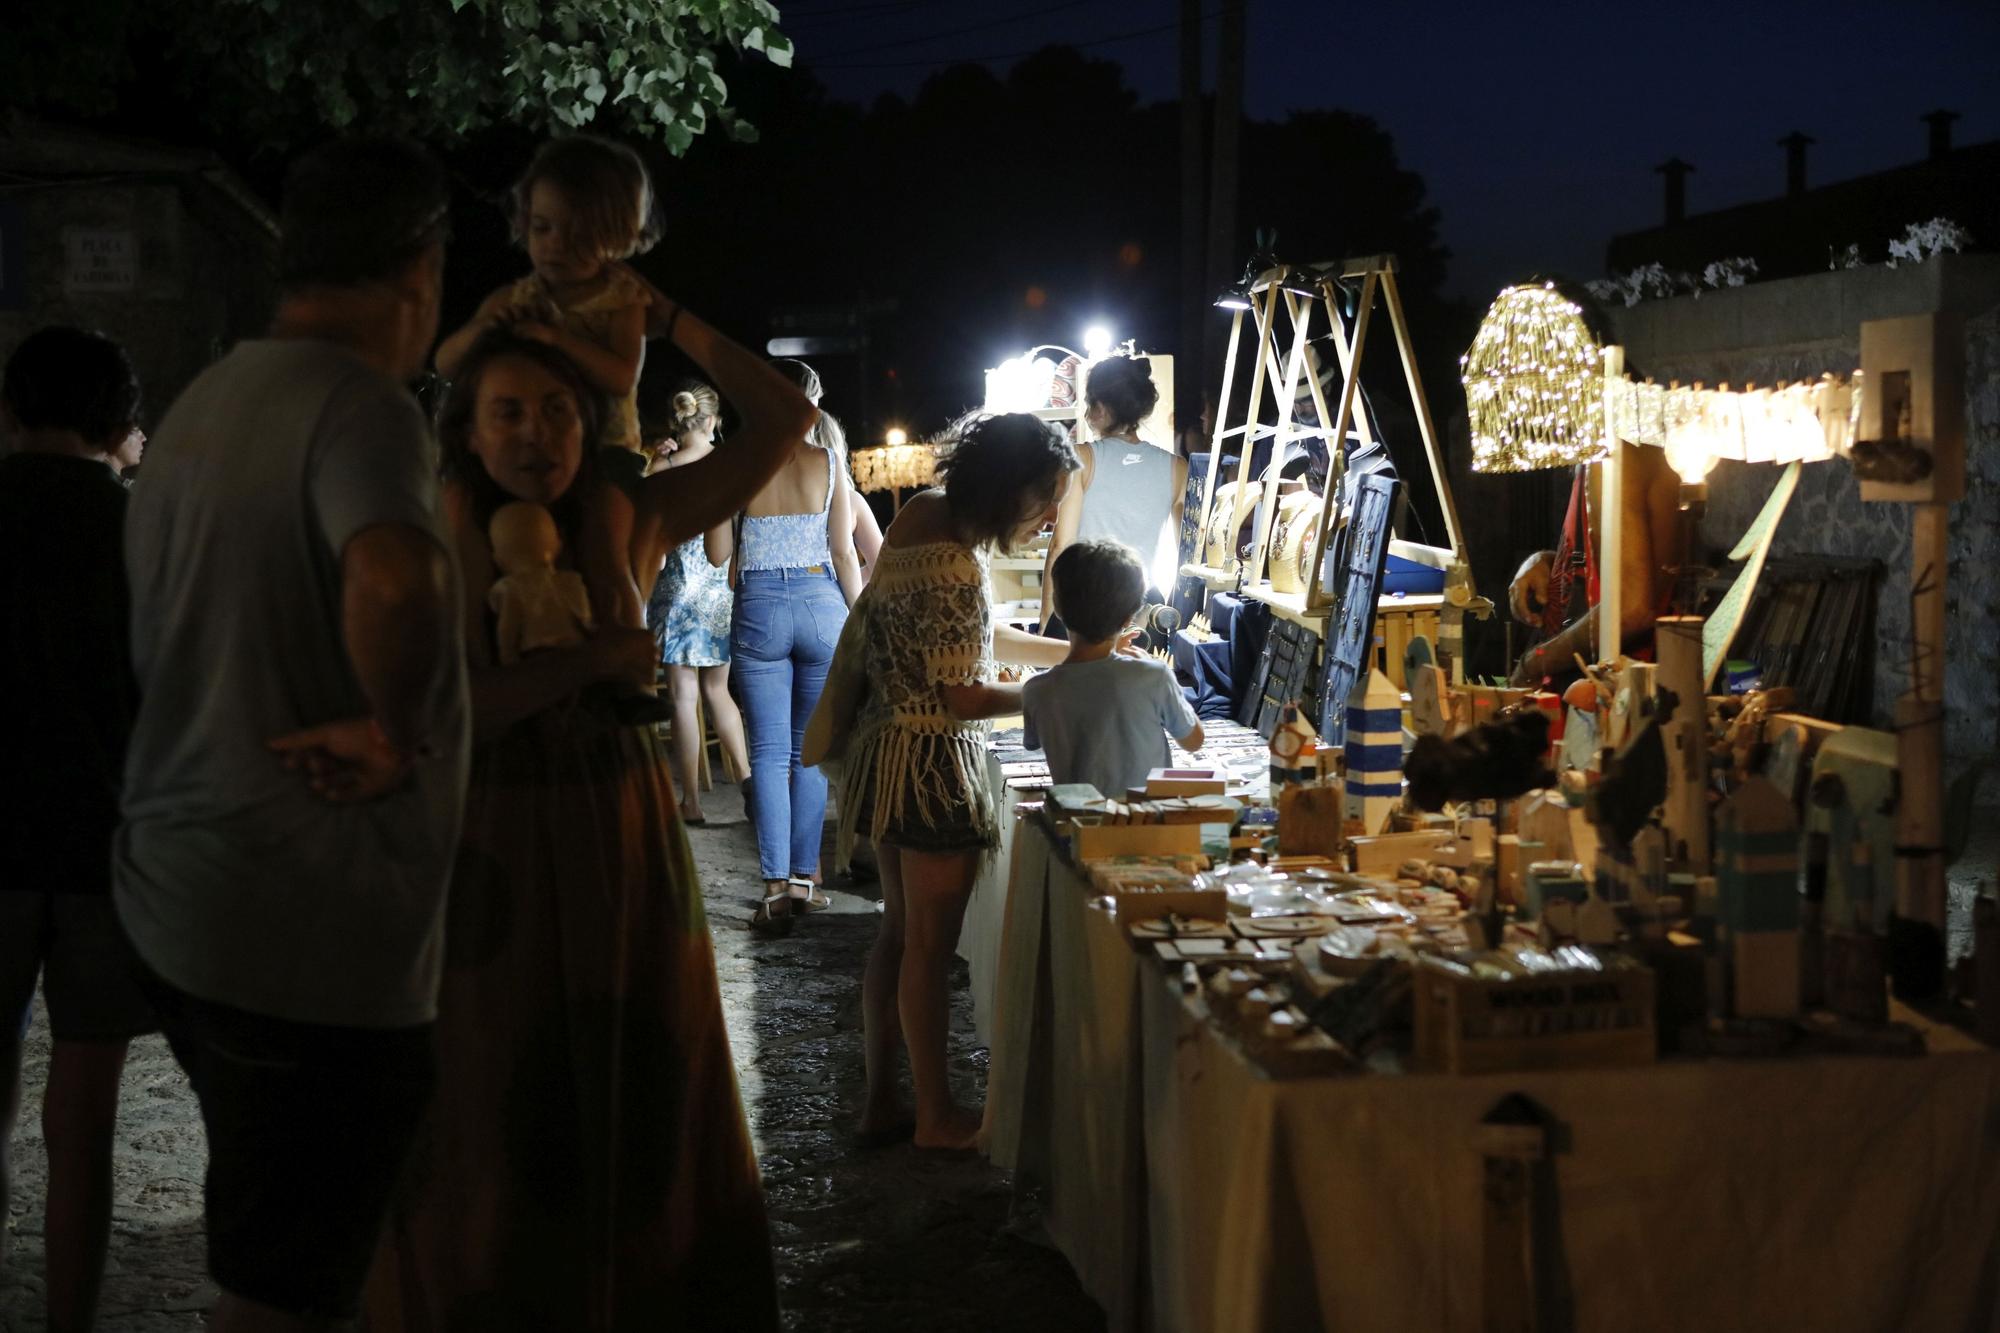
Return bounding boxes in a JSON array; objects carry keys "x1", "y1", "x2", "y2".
[
  {"x1": 1611, "y1": 268, "x2": 2000, "y2": 769},
  {"x1": 0, "y1": 178, "x2": 274, "y2": 432}
]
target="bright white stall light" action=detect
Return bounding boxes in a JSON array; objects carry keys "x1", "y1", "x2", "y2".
[{"x1": 1082, "y1": 325, "x2": 1113, "y2": 359}]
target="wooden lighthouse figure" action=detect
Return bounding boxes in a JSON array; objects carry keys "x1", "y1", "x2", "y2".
[
  {"x1": 1655, "y1": 615, "x2": 1710, "y2": 874},
  {"x1": 1345, "y1": 667, "x2": 1402, "y2": 837},
  {"x1": 1715, "y1": 775, "x2": 1801, "y2": 1018}
]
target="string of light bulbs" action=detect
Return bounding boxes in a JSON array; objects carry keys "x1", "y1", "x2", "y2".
[{"x1": 1464, "y1": 282, "x2": 1860, "y2": 478}]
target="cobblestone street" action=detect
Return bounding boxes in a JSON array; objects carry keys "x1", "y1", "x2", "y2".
[{"x1": 0, "y1": 784, "x2": 1102, "y2": 1332}]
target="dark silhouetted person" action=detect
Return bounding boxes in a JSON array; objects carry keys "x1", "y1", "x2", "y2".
[
  {"x1": 113, "y1": 137, "x2": 469, "y2": 1332},
  {"x1": 0, "y1": 325, "x2": 153, "y2": 1333}
]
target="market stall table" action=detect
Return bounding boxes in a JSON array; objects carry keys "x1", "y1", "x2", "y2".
[
  {"x1": 982, "y1": 814, "x2": 2000, "y2": 1333},
  {"x1": 963, "y1": 720, "x2": 1266, "y2": 1046}
]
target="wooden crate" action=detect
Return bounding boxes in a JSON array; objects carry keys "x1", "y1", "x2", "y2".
[
  {"x1": 1373, "y1": 595, "x2": 1443, "y2": 691},
  {"x1": 1411, "y1": 957, "x2": 1656, "y2": 1074}
]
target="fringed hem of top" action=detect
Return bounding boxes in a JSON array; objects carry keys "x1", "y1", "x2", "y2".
[{"x1": 833, "y1": 717, "x2": 997, "y2": 873}]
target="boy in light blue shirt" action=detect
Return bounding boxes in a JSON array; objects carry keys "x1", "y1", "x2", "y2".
[{"x1": 1023, "y1": 539, "x2": 1203, "y2": 797}]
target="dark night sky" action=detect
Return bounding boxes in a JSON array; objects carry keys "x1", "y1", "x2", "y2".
[{"x1": 789, "y1": 0, "x2": 2000, "y2": 300}]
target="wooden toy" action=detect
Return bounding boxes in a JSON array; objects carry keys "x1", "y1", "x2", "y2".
[
  {"x1": 1715, "y1": 776, "x2": 1801, "y2": 1019},
  {"x1": 1266, "y1": 704, "x2": 1319, "y2": 789},
  {"x1": 1655, "y1": 616, "x2": 1711, "y2": 873},
  {"x1": 1890, "y1": 692, "x2": 1948, "y2": 999},
  {"x1": 1343, "y1": 667, "x2": 1402, "y2": 836},
  {"x1": 1804, "y1": 726, "x2": 1897, "y2": 931},
  {"x1": 1410, "y1": 663, "x2": 1452, "y2": 738},
  {"x1": 1516, "y1": 791, "x2": 1573, "y2": 861}
]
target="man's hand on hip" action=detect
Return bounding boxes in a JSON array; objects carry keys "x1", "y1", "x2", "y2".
[{"x1": 268, "y1": 718, "x2": 412, "y2": 803}]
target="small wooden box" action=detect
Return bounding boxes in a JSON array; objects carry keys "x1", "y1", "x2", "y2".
[
  {"x1": 1073, "y1": 821, "x2": 1203, "y2": 860},
  {"x1": 1348, "y1": 829, "x2": 1451, "y2": 875},
  {"x1": 1146, "y1": 767, "x2": 1227, "y2": 798},
  {"x1": 1411, "y1": 957, "x2": 1656, "y2": 1074}
]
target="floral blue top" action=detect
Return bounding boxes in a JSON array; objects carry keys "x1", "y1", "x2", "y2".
[
  {"x1": 738, "y1": 446, "x2": 837, "y2": 571},
  {"x1": 649, "y1": 537, "x2": 732, "y2": 668}
]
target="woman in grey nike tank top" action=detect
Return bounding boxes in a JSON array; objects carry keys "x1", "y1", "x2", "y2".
[{"x1": 1037, "y1": 354, "x2": 1188, "y2": 633}]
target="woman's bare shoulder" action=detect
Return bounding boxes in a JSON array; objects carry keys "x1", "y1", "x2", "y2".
[{"x1": 882, "y1": 489, "x2": 956, "y2": 547}]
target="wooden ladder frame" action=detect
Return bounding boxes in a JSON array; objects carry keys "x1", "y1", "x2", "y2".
[{"x1": 1185, "y1": 255, "x2": 1470, "y2": 618}]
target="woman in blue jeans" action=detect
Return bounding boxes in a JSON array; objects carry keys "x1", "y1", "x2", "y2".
[{"x1": 708, "y1": 360, "x2": 864, "y2": 931}]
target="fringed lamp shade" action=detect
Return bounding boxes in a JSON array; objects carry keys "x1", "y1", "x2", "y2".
[
  {"x1": 1462, "y1": 284, "x2": 1608, "y2": 473},
  {"x1": 851, "y1": 442, "x2": 939, "y2": 493}
]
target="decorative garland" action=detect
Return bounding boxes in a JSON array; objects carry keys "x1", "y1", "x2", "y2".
[
  {"x1": 850, "y1": 441, "x2": 940, "y2": 493},
  {"x1": 1462, "y1": 284, "x2": 1608, "y2": 473}
]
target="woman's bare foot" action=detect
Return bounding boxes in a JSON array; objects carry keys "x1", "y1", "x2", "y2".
[
  {"x1": 913, "y1": 1103, "x2": 983, "y2": 1152},
  {"x1": 679, "y1": 801, "x2": 705, "y2": 825}
]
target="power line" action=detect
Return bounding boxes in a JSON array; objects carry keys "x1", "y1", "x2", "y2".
[
  {"x1": 812, "y1": 0, "x2": 1098, "y2": 61},
  {"x1": 781, "y1": 0, "x2": 936, "y2": 30},
  {"x1": 812, "y1": 9, "x2": 1219, "y2": 71}
]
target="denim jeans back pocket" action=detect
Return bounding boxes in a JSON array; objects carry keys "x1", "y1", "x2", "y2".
[
  {"x1": 802, "y1": 587, "x2": 849, "y2": 660},
  {"x1": 732, "y1": 585, "x2": 789, "y2": 660}
]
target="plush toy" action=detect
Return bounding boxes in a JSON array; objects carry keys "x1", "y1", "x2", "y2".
[{"x1": 487, "y1": 501, "x2": 593, "y2": 664}]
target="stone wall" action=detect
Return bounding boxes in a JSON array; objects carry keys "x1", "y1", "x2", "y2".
[
  {"x1": 1607, "y1": 256, "x2": 2000, "y2": 767},
  {"x1": 0, "y1": 175, "x2": 275, "y2": 432}
]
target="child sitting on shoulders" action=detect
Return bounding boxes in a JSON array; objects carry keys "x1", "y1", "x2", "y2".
[
  {"x1": 1022, "y1": 538, "x2": 1203, "y2": 797},
  {"x1": 437, "y1": 135, "x2": 668, "y2": 715}
]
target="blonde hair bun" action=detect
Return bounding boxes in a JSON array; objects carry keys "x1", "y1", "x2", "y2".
[{"x1": 672, "y1": 390, "x2": 699, "y2": 417}]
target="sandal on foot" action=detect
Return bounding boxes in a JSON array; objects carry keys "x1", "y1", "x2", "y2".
[
  {"x1": 788, "y1": 876, "x2": 831, "y2": 914},
  {"x1": 750, "y1": 889, "x2": 793, "y2": 936}
]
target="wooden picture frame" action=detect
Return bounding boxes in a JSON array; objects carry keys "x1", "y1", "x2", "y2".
[{"x1": 1318, "y1": 473, "x2": 1404, "y2": 746}]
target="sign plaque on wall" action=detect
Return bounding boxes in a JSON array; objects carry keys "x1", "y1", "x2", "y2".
[{"x1": 63, "y1": 228, "x2": 138, "y2": 294}]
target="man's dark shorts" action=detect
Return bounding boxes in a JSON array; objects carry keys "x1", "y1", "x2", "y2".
[{"x1": 135, "y1": 963, "x2": 435, "y2": 1319}]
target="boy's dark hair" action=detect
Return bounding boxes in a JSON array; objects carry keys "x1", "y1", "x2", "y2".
[
  {"x1": 1084, "y1": 355, "x2": 1159, "y2": 436},
  {"x1": 2, "y1": 326, "x2": 142, "y2": 445},
  {"x1": 279, "y1": 136, "x2": 449, "y2": 292},
  {"x1": 437, "y1": 330, "x2": 606, "y2": 538},
  {"x1": 1051, "y1": 539, "x2": 1146, "y2": 644},
  {"x1": 936, "y1": 412, "x2": 1080, "y2": 551},
  {"x1": 510, "y1": 135, "x2": 661, "y2": 261}
]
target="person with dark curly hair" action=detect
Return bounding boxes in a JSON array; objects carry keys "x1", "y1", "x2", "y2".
[
  {"x1": 833, "y1": 412, "x2": 1079, "y2": 1151},
  {"x1": 1036, "y1": 353, "x2": 1187, "y2": 634}
]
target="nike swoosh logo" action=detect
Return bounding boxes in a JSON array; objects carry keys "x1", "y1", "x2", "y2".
[{"x1": 1121, "y1": 453, "x2": 1143, "y2": 466}]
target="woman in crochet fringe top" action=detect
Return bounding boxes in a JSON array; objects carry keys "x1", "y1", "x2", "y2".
[{"x1": 839, "y1": 412, "x2": 1079, "y2": 1152}]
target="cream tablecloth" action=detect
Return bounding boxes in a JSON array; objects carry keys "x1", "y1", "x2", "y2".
[{"x1": 983, "y1": 814, "x2": 2000, "y2": 1333}]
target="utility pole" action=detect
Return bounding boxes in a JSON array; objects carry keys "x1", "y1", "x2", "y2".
[
  {"x1": 1178, "y1": 0, "x2": 1207, "y2": 449},
  {"x1": 1203, "y1": 0, "x2": 1246, "y2": 422}
]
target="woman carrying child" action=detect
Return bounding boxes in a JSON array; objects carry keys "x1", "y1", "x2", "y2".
[
  {"x1": 840, "y1": 413, "x2": 1079, "y2": 1151},
  {"x1": 368, "y1": 281, "x2": 815, "y2": 1328},
  {"x1": 436, "y1": 134, "x2": 666, "y2": 670}
]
